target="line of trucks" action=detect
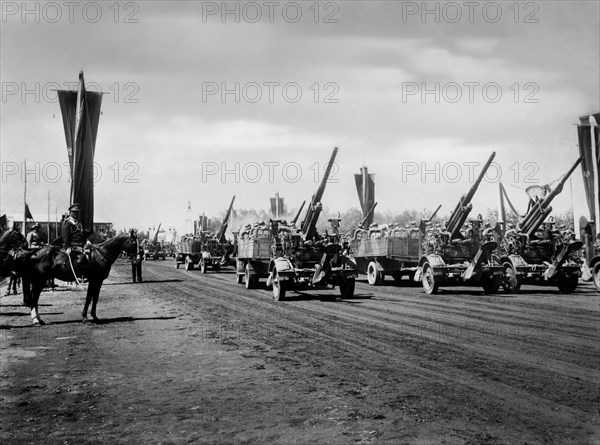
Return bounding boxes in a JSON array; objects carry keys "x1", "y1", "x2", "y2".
[{"x1": 172, "y1": 143, "x2": 598, "y2": 298}]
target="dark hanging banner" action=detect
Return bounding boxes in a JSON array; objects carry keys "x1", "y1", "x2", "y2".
[
  {"x1": 355, "y1": 166, "x2": 375, "y2": 227},
  {"x1": 57, "y1": 72, "x2": 102, "y2": 233},
  {"x1": 577, "y1": 112, "x2": 600, "y2": 225}
]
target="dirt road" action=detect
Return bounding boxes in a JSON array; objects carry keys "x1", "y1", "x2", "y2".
[{"x1": 1, "y1": 259, "x2": 598, "y2": 444}]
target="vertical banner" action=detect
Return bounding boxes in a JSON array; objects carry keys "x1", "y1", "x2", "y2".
[
  {"x1": 577, "y1": 113, "x2": 600, "y2": 229},
  {"x1": 57, "y1": 72, "x2": 102, "y2": 234},
  {"x1": 354, "y1": 166, "x2": 375, "y2": 227}
]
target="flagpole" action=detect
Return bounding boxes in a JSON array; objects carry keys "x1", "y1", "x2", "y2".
[
  {"x1": 23, "y1": 159, "x2": 27, "y2": 236},
  {"x1": 47, "y1": 190, "x2": 51, "y2": 243},
  {"x1": 590, "y1": 115, "x2": 599, "y2": 234}
]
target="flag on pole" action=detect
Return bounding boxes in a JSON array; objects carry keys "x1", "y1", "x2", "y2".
[
  {"x1": 25, "y1": 203, "x2": 34, "y2": 220},
  {"x1": 57, "y1": 71, "x2": 102, "y2": 234},
  {"x1": 355, "y1": 166, "x2": 375, "y2": 226}
]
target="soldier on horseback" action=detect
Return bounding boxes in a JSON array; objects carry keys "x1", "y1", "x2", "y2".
[
  {"x1": 61, "y1": 203, "x2": 89, "y2": 278},
  {"x1": 26, "y1": 223, "x2": 42, "y2": 248}
]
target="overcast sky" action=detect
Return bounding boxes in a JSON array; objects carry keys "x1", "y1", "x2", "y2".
[{"x1": 1, "y1": 1, "x2": 599, "y2": 235}]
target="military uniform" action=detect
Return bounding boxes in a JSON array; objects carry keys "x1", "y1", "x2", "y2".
[
  {"x1": 26, "y1": 224, "x2": 42, "y2": 248},
  {"x1": 61, "y1": 204, "x2": 87, "y2": 278},
  {"x1": 131, "y1": 244, "x2": 144, "y2": 283}
]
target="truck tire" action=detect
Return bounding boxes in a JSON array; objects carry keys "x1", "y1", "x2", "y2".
[
  {"x1": 367, "y1": 261, "x2": 384, "y2": 286},
  {"x1": 422, "y1": 263, "x2": 438, "y2": 295},
  {"x1": 272, "y1": 271, "x2": 287, "y2": 301}
]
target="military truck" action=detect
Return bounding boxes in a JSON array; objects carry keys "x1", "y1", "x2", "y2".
[
  {"x1": 349, "y1": 202, "x2": 440, "y2": 286},
  {"x1": 175, "y1": 196, "x2": 235, "y2": 273},
  {"x1": 417, "y1": 152, "x2": 504, "y2": 294},
  {"x1": 235, "y1": 147, "x2": 358, "y2": 300}
]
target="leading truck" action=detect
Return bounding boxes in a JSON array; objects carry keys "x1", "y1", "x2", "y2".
[{"x1": 417, "y1": 152, "x2": 504, "y2": 294}]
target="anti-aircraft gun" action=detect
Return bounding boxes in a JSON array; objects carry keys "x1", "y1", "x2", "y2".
[
  {"x1": 197, "y1": 195, "x2": 236, "y2": 273},
  {"x1": 418, "y1": 152, "x2": 504, "y2": 294},
  {"x1": 236, "y1": 148, "x2": 357, "y2": 300},
  {"x1": 500, "y1": 158, "x2": 583, "y2": 293},
  {"x1": 145, "y1": 223, "x2": 166, "y2": 260},
  {"x1": 267, "y1": 147, "x2": 358, "y2": 300}
]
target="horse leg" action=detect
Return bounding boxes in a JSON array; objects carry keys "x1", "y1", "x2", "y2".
[
  {"x1": 90, "y1": 280, "x2": 103, "y2": 323},
  {"x1": 30, "y1": 281, "x2": 45, "y2": 326},
  {"x1": 82, "y1": 283, "x2": 94, "y2": 322},
  {"x1": 82, "y1": 280, "x2": 102, "y2": 323},
  {"x1": 21, "y1": 276, "x2": 31, "y2": 306}
]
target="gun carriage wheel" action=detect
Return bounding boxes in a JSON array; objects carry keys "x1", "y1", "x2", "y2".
[
  {"x1": 556, "y1": 273, "x2": 578, "y2": 293},
  {"x1": 367, "y1": 261, "x2": 384, "y2": 286},
  {"x1": 502, "y1": 262, "x2": 522, "y2": 293},
  {"x1": 421, "y1": 263, "x2": 439, "y2": 295},
  {"x1": 481, "y1": 273, "x2": 501, "y2": 294},
  {"x1": 200, "y1": 260, "x2": 207, "y2": 274}
]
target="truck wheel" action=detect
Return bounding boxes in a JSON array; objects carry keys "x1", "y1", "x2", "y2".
[
  {"x1": 245, "y1": 264, "x2": 254, "y2": 289},
  {"x1": 482, "y1": 274, "x2": 501, "y2": 294},
  {"x1": 422, "y1": 263, "x2": 438, "y2": 295},
  {"x1": 200, "y1": 260, "x2": 207, "y2": 274},
  {"x1": 502, "y1": 262, "x2": 521, "y2": 293},
  {"x1": 594, "y1": 264, "x2": 600, "y2": 291},
  {"x1": 557, "y1": 274, "x2": 578, "y2": 293},
  {"x1": 185, "y1": 257, "x2": 194, "y2": 271},
  {"x1": 367, "y1": 261, "x2": 383, "y2": 286},
  {"x1": 339, "y1": 277, "x2": 355, "y2": 298},
  {"x1": 272, "y1": 272, "x2": 287, "y2": 301}
]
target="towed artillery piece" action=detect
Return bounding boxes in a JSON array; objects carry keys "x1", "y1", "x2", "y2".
[
  {"x1": 499, "y1": 159, "x2": 583, "y2": 293},
  {"x1": 175, "y1": 196, "x2": 235, "y2": 272},
  {"x1": 417, "y1": 152, "x2": 504, "y2": 294},
  {"x1": 144, "y1": 224, "x2": 166, "y2": 260},
  {"x1": 349, "y1": 201, "x2": 441, "y2": 286},
  {"x1": 235, "y1": 147, "x2": 358, "y2": 300}
]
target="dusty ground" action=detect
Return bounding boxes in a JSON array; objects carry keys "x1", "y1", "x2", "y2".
[{"x1": 0, "y1": 259, "x2": 598, "y2": 444}]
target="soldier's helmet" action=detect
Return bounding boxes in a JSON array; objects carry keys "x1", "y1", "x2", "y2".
[
  {"x1": 32, "y1": 223, "x2": 41, "y2": 230},
  {"x1": 68, "y1": 203, "x2": 81, "y2": 213}
]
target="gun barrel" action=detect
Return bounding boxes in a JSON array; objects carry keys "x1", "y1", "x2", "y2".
[
  {"x1": 292, "y1": 201, "x2": 306, "y2": 224},
  {"x1": 301, "y1": 147, "x2": 339, "y2": 238},
  {"x1": 446, "y1": 152, "x2": 495, "y2": 237},
  {"x1": 217, "y1": 195, "x2": 236, "y2": 243},
  {"x1": 428, "y1": 204, "x2": 442, "y2": 221},
  {"x1": 519, "y1": 157, "x2": 581, "y2": 235}
]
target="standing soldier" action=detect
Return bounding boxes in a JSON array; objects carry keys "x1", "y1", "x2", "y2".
[
  {"x1": 131, "y1": 239, "x2": 144, "y2": 283},
  {"x1": 26, "y1": 223, "x2": 42, "y2": 248}
]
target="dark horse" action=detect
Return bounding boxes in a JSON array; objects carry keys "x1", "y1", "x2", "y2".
[
  {"x1": 0, "y1": 229, "x2": 28, "y2": 279},
  {"x1": 14, "y1": 232, "x2": 137, "y2": 325}
]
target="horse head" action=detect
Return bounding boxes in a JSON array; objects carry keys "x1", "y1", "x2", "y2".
[{"x1": 0, "y1": 230, "x2": 28, "y2": 278}]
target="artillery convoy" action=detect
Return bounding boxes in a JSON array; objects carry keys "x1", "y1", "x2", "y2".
[
  {"x1": 235, "y1": 147, "x2": 358, "y2": 300},
  {"x1": 175, "y1": 196, "x2": 235, "y2": 272},
  {"x1": 416, "y1": 152, "x2": 504, "y2": 294},
  {"x1": 499, "y1": 159, "x2": 583, "y2": 293}
]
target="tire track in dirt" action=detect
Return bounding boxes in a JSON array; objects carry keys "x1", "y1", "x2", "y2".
[{"x1": 142, "y1": 262, "x2": 599, "y2": 442}]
